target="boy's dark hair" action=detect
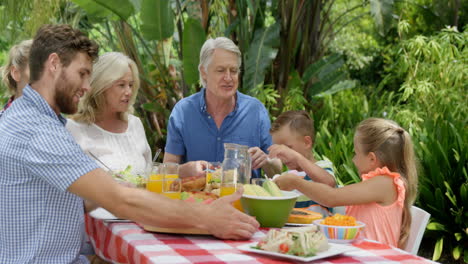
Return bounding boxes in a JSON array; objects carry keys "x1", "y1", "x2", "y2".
[
  {"x1": 29, "y1": 24, "x2": 99, "y2": 83},
  {"x1": 270, "y1": 110, "x2": 315, "y2": 143}
]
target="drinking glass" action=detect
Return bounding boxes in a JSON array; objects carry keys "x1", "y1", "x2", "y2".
[
  {"x1": 146, "y1": 162, "x2": 164, "y2": 193},
  {"x1": 161, "y1": 163, "x2": 181, "y2": 200},
  {"x1": 162, "y1": 176, "x2": 181, "y2": 200}
]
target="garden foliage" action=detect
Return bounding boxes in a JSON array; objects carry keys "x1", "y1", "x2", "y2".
[{"x1": 0, "y1": 0, "x2": 466, "y2": 262}]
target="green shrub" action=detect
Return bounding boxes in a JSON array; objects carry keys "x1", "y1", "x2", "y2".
[{"x1": 313, "y1": 27, "x2": 467, "y2": 262}]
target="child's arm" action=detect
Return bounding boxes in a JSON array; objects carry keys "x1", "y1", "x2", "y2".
[
  {"x1": 274, "y1": 173, "x2": 397, "y2": 207},
  {"x1": 268, "y1": 144, "x2": 335, "y2": 187},
  {"x1": 296, "y1": 156, "x2": 336, "y2": 187}
]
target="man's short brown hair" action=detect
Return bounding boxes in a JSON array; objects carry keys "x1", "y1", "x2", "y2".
[
  {"x1": 29, "y1": 24, "x2": 99, "y2": 83},
  {"x1": 270, "y1": 110, "x2": 315, "y2": 142}
]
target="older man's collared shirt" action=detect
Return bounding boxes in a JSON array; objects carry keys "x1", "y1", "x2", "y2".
[
  {"x1": 0, "y1": 85, "x2": 99, "y2": 263},
  {"x1": 165, "y1": 88, "x2": 272, "y2": 178}
]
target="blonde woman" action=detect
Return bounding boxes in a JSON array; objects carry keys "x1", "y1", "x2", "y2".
[
  {"x1": 67, "y1": 52, "x2": 151, "y2": 176},
  {"x1": 1, "y1": 39, "x2": 32, "y2": 114}
]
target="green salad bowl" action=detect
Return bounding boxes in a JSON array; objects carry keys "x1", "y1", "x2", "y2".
[{"x1": 241, "y1": 190, "x2": 299, "y2": 228}]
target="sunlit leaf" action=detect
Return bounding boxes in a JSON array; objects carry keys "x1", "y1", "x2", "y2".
[
  {"x1": 426, "y1": 222, "x2": 446, "y2": 231},
  {"x1": 452, "y1": 245, "x2": 461, "y2": 260},
  {"x1": 182, "y1": 18, "x2": 205, "y2": 86},
  {"x1": 432, "y1": 237, "x2": 443, "y2": 261}
]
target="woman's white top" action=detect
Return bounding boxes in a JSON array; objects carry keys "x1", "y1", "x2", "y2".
[{"x1": 66, "y1": 114, "x2": 152, "y2": 176}]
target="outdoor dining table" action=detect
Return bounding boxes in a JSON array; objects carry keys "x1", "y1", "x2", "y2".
[{"x1": 85, "y1": 216, "x2": 437, "y2": 264}]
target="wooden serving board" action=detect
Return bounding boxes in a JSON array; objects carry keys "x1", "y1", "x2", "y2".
[{"x1": 143, "y1": 225, "x2": 211, "y2": 235}]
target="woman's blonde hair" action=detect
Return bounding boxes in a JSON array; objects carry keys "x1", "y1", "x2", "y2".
[
  {"x1": 355, "y1": 118, "x2": 418, "y2": 249},
  {"x1": 72, "y1": 52, "x2": 140, "y2": 124},
  {"x1": 1, "y1": 39, "x2": 33, "y2": 95}
]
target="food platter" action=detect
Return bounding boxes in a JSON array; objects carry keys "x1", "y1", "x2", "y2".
[
  {"x1": 237, "y1": 242, "x2": 355, "y2": 262},
  {"x1": 142, "y1": 225, "x2": 211, "y2": 235}
]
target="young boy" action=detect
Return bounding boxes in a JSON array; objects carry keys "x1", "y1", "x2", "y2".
[{"x1": 268, "y1": 110, "x2": 336, "y2": 212}]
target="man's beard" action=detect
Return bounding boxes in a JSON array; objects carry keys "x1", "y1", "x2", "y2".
[{"x1": 54, "y1": 71, "x2": 79, "y2": 115}]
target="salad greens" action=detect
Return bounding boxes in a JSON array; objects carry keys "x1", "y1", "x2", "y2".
[
  {"x1": 115, "y1": 165, "x2": 146, "y2": 188},
  {"x1": 256, "y1": 226, "x2": 328, "y2": 256}
]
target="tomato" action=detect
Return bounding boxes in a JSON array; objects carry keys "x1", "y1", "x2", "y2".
[{"x1": 279, "y1": 243, "x2": 289, "y2": 253}]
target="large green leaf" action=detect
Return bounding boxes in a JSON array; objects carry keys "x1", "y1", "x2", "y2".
[
  {"x1": 182, "y1": 18, "x2": 206, "y2": 86},
  {"x1": 302, "y1": 53, "x2": 346, "y2": 97},
  {"x1": 369, "y1": 0, "x2": 394, "y2": 36},
  {"x1": 302, "y1": 53, "x2": 343, "y2": 83},
  {"x1": 308, "y1": 70, "x2": 346, "y2": 97},
  {"x1": 72, "y1": 0, "x2": 135, "y2": 20},
  {"x1": 141, "y1": 0, "x2": 174, "y2": 41},
  {"x1": 315, "y1": 80, "x2": 357, "y2": 97},
  {"x1": 242, "y1": 22, "x2": 280, "y2": 94}
]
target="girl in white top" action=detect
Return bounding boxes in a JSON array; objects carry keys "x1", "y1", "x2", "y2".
[{"x1": 67, "y1": 52, "x2": 151, "y2": 176}]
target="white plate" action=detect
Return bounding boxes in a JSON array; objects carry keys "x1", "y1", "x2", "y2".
[
  {"x1": 237, "y1": 242, "x2": 355, "y2": 262},
  {"x1": 89, "y1": 207, "x2": 124, "y2": 221},
  {"x1": 284, "y1": 222, "x2": 315, "y2": 227}
]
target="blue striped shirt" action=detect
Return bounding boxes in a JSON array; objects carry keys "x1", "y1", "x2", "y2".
[{"x1": 0, "y1": 85, "x2": 99, "y2": 263}]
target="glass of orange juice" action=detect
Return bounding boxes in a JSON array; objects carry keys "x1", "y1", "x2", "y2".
[
  {"x1": 161, "y1": 163, "x2": 181, "y2": 200},
  {"x1": 146, "y1": 162, "x2": 164, "y2": 193},
  {"x1": 220, "y1": 169, "x2": 243, "y2": 211}
]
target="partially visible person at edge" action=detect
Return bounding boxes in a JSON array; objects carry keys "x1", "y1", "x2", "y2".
[
  {"x1": 67, "y1": 52, "x2": 151, "y2": 176},
  {"x1": 268, "y1": 110, "x2": 337, "y2": 215},
  {"x1": 0, "y1": 39, "x2": 33, "y2": 116},
  {"x1": 273, "y1": 118, "x2": 418, "y2": 248},
  {"x1": 0, "y1": 24, "x2": 259, "y2": 264},
  {"x1": 164, "y1": 37, "x2": 281, "y2": 179}
]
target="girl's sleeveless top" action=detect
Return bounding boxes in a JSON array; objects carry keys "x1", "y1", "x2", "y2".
[{"x1": 346, "y1": 167, "x2": 406, "y2": 247}]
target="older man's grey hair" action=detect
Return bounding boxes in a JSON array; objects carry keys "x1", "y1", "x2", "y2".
[{"x1": 198, "y1": 37, "x2": 242, "y2": 87}]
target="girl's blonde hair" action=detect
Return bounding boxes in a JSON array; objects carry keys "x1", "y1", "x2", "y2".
[
  {"x1": 355, "y1": 118, "x2": 418, "y2": 249},
  {"x1": 1, "y1": 39, "x2": 33, "y2": 95},
  {"x1": 72, "y1": 52, "x2": 140, "y2": 124}
]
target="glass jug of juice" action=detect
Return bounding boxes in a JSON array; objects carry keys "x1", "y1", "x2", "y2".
[{"x1": 220, "y1": 143, "x2": 252, "y2": 211}]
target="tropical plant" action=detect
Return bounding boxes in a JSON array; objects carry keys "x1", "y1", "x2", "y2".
[{"x1": 391, "y1": 26, "x2": 467, "y2": 262}]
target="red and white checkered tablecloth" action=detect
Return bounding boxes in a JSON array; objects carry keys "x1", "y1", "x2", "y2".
[{"x1": 85, "y1": 216, "x2": 436, "y2": 264}]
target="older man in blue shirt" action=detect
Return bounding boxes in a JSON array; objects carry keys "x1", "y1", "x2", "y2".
[
  {"x1": 164, "y1": 37, "x2": 281, "y2": 178},
  {"x1": 0, "y1": 25, "x2": 258, "y2": 264}
]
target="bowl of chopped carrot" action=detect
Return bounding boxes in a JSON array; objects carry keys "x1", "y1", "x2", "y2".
[{"x1": 313, "y1": 214, "x2": 365, "y2": 243}]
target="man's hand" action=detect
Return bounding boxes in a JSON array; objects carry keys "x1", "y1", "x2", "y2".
[
  {"x1": 273, "y1": 173, "x2": 301, "y2": 191},
  {"x1": 248, "y1": 147, "x2": 268, "y2": 170},
  {"x1": 268, "y1": 144, "x2": 301, "y2": 170},
  {"x1": 179, "y1": 160, "x2": 208, "y2": 178},
  {"x1": 203, "y1": 187, "x2": 259, "y2": 240}
]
